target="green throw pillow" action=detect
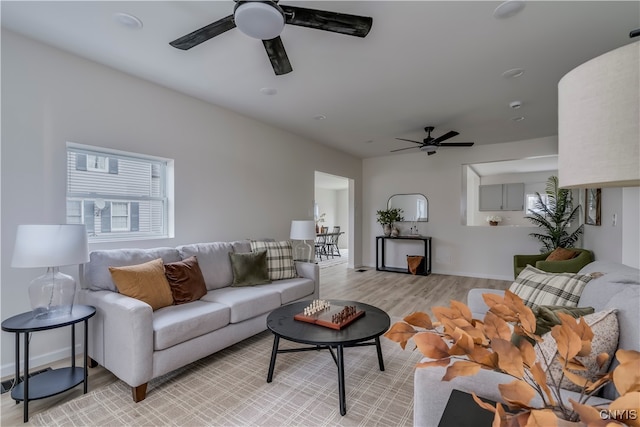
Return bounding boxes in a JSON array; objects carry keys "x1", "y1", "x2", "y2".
[
  {"x1": 229, "y1": 250, "x2": 272, "y2": 287},
  {"x1": 511, "y1": 305, "x2": 595, "y2": 346}
]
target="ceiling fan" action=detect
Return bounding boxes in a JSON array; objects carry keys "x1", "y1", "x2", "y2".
[
  {"x1": 169, "y1": 0, "x2": 373, "y2": 76},
  {"x1": 391, "y1": 126, "x2": 475, "y2": 156}
]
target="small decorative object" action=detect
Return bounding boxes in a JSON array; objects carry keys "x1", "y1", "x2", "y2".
[
  {"x1": 486, "y1": 215, "x2": 502, "y2": 226},
  {"x1": 585, "y1": 188, "x2": 601, "y2": 226},
  {"x1": 526, "y1": 175, "x2": 583, "y2": 252},
  {"x1": 391, "y1": 226, "x2": 400, "y2": 237},
  {"x1": 295, "y1": 300, "x2": 365, "y2": 330},
  {"x1": 314, "y1": 212, "x2": 326, "y2": 234},
  {"x1": 376, "y1": 208, "x2": 404, "y2": 236},
  {"x1": 11, "y1": 224, "x2": 89, "y2": 319},
  {"x1": 384, "y1": 291, "x2": 639, "y2": 426},
  {"x1": 290, "y1": 220, "x2": 316, "y2": 262}
]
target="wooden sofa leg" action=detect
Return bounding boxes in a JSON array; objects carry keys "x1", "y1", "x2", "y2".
[
  {"x1": 132, "y1": 383, "x2": 148, "y2": 402},
  {"x1": 87, "y1": 356, "x2": 98, "y2": 368}
]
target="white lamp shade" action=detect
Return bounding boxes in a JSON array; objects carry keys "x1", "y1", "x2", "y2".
[
  {"x1": 12, "y1": 224, "x2": 89, "y2": 268},
  {"x1": 558, "y1": 41, "x2": 640, "y2": 188},
  {"x1": 290, "y1": 220, "x2": 316, "y2": 240},
  {"x1": 234, "y1": 1, "x2": 285, "y2": 40}
]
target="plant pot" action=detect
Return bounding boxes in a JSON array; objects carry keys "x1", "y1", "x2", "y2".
[
  {"x1": 382, "y1": 224, "x2": 392, "y2": 236},
  {"x1": 490, "y1": 221, "x2": 499, "y2": 226}
]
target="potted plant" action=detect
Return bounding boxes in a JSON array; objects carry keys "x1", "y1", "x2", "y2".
[
  {"x1": 527, "y1": 176, "x2": 583, "y2": 252},
  {"x1": 376, "y1": 208, "x2": 404, "y2": 236},
  {"x1": 384, "y1": 291, "x2": 639, "y2": 426},
  {"x1": 487, "y1": 215, "x2": 503, "y2": 226}
]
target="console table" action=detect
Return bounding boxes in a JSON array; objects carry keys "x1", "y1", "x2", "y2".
[{"x1": 376, "y1": 235, "x2": 432, "y2": 275}]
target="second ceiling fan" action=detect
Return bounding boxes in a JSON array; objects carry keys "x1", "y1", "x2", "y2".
[
  {"x1": 169, "y1": 0, "x2": 373, "y2": 76},
  {"x1": 391, "y1": 126, "x2": 474, "y2": 156}
]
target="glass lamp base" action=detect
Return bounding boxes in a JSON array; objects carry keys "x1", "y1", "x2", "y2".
[
  {"x1": 29, "y1": 267, "x2": 76, "y2": 319},
  {"x1": 294, "y1": 241, "x2": 314, "y2": 263}
]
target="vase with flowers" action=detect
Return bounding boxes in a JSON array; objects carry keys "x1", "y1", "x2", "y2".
[
  {"x1": 376, "y1": 208, "x2": 404, "y2": 236},
  {"x1": 487, "y1": 215, "x2": 503, "y2": 226},
  {"x1": 384, "y1": 291, "x2": 639, "y2": 426}
]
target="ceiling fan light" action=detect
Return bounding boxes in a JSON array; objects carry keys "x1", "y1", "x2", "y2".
[{"x1": 235, "y1": 1, "x2": 285, "y2": 40}]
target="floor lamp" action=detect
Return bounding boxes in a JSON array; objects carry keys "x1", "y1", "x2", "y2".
[
  {"x1": 11, "y1": 224, "x2": 89, "y2": 319},
  {"x1": 290, "y1": 220, "x2": 316, "y2": 262}
]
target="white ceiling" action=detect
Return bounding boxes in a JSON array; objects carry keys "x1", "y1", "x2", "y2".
[{"x1": 2, "y1": 1, "x2": 638, "y2": 159}]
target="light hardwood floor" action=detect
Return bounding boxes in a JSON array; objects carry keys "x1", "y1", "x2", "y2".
[{"x1": 1, "y1": 264, "x2": 511, "y2": 425}]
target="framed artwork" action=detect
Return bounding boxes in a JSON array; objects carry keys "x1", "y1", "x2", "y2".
[{"x1": 585, "y1": 188, "x2": 601, "y2": 226}]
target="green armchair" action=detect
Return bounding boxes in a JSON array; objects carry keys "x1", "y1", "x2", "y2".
[{"x1": 513, "y1": 248, "x2": 594, "y2": 279}]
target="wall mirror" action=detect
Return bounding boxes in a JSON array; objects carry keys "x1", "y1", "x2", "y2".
[{"x1": 388, "y1": 193, "x2": 428, "y2": 222}]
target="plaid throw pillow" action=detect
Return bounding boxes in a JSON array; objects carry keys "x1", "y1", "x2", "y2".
[
  {"x1": 509, "y1": 265, "x2": 593, "y2": 309},
  {"x1": 249, "y1": 240, "x2": 297, "y2": 280}
]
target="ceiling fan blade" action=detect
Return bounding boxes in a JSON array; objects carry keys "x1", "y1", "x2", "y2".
[
  {"x1": 427, "y1": 151, "x2": 437, "y2": 156},
  {"x1": 395, "y1": 138, "x2": 424, "y2": 145},
  {"x1": 262, "y1": 37, "x2": 293, "y2": 75},
  {"x1": 170, "y1": 15, "x2": 236, "y2": 50},
  {"x1": 390, "y1": 146, "x2": 421, "y2": 153},
  {"x1": 438, "y1": 142, "x2": 475, "y2": 147},
  {"x1": 432, "y1": 130, "x2": 459, "y2": 144},
  {"x1": 281, "y1": 5, "x2": 372, "y2": 37}
]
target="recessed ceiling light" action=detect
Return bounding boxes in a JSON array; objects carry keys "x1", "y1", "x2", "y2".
[
  {"x1": 113, "y1": 12, "x2": 143, "y2": 29},
  {"x1": 313, "y1": 115, "x2": 327, "y2": 121},
  {"x1": 511, "y1": 116, "x2": 525, "y2": 122},
  {"x1": 493, "y1": 1, "x2": 526, "y2": 19},
  {"x1": 259, "y1": 87, "x2": 277, "y2": 95},
  {"x1": 502, "y1": 68, "x2": 525, "y2": 79}
]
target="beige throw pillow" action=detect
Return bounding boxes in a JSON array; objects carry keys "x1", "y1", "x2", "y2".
[{"x1": 109, "y1": 258, "x2": 174, "y2": 310}]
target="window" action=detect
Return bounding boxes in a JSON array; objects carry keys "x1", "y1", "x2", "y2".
[
  {"x1": 526, "y1": 193, "x2": 549, "y2": 215},
  {"x1": 66, "y1": 143, "x2": 173, "y2": 241}
]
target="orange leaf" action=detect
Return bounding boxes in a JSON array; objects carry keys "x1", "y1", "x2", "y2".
[
  {"x1": 609, "y1": 392, "x2": 640, "y2": 427},
  {"x1": 492, "y1": 338, "x2": 525, "y2": 378},
  {"x1": 413, "y1": 331, "x2": 450, "y2": 360},
  {"x1": 597, "y1": 353, "x2": 610, "y2": 370},
  {"x1": 570, "y1": 399, "x2": 611, "y2": 427},
  {"x1": 526, "y1": 409, "x2": 559, "y2": 427},
  {"x1": 616, "y1": 349, "x2": 640, "y2": 365},
  {"x1": 613, "y1": 358, "x2": 640, "y2": 396},
  {"x1": 557, "y1": 313, "x2": 593, "y2": 357},
  {"x1": 518, "y1": 339, "x2": 536, "y2": 369},
  {"x1": 585, "y1": 373, "x2": 611, "y2": 394},
  {"x1": 557, "y1": 355, "x2": 588, "y2": 371},
  {"x1": 472, "y1": 392, "x2": 497, "y2": 414},
  {"x1": 383, "y1": 322, "x2": 417, "y2": 349},
  {"x1": 450, "y1": 300, "x2": 473, "y2": 322},
  {"x1": 432, "y1": 306, "x2": 458, "y2": 322},
  {"x1": 492, "y1": 402, "x2": 509, "y2": 427},
  {"x1": 482, "y1": 293, "x2": 504, "y2": 309},
  {"x1": 416, "y1": 358, "x2": 451, "y2": 369},
  {"x1": 562, "y1": 368, "x2": 592, "y2": 389},
  {"x1": 504, "y1": 291, "x2": 536, "y2": 336},
  {"x1": 483, "y1": 311, "x2": 512, "y2": 341},
  {"x1": 488, "y1": 304, "x2": 519, "y2": 322},
  {"x1": 551, "y1": 322, "x2": 581, "y2": 361},
  {"x1": 531, "y1": 362, "x2": 556, "y2": 406},
  {"x1": 403, "y1": 312, "x2": 433, "y2": 330},
  {"x1": 442, "y1": 360, "x2": 481, "y2": 381},
  {"x1": 498, "y1": 379, "x2": 536, "y2": 408},
  {"x1": 449, "y1": 327, "x2": 475, "y2": 356}
]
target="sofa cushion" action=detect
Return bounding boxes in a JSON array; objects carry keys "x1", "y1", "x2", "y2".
[
  {"x1": 201, "y1": 286, "x2": 281, "y2": 323},
  {"x1": 109, "y1": 258, "x2": 174, "y2": 311},
  {"x1": 264, "y1": 277, "x2": 315, "y2": 305},
  {"x1": 84, "y1": 247, "x2": 181, "y2": 292},
  {"x1": 152, "y1": 300, "x2": 230, "y2": 351},
  {"x1": 177, "y1": 242, "x2": 235, "y2": 290},
  {"x1": 509, "y1": 265, "x2": 593, "y2": 309},
  {"x1": 229, "y1": 250, "x2": 271, "y2": 287},
  {"x1": 545, "y1": 247, "x2": 578, "y2": 261},
  {"x1": 250, "y1": 240, "x2": 297, "y2": 280},
  {"x1": 164, "y1": 256, "x2": 207, "y2": 304},
  {"x1": 535, "y1": 309, "x2": 618, "y2": 392}
]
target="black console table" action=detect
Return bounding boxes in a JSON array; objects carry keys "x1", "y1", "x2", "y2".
[
  {"x1": 376, "y1": 235, "x2": 431, "y2": 275},
  {"x1": 1, "y1": 305, "x2": 96, "y2": 422}
]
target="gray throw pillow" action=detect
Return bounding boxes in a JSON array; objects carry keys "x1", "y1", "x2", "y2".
[{"x1": 229, "y1": 250, "x2": 272, "y2": 287}]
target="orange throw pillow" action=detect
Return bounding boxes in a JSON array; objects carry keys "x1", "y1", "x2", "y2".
[
  {"x1": 109, "y1": 258, "x2": 174, "y2": 310},
  {"x1": 545, "y1": 247, "x2": 579, "y2": 261}
]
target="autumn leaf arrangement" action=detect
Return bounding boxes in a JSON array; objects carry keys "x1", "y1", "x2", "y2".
[{"x1": 384, "y1": 290, "x2": 640, "y2": 426}]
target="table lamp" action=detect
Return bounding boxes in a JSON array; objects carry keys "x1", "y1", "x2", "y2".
[
  {"x1": 290, "y1": 220, "x2": 316, "y2": 262},
  {"x1": 11, "y1": 224, "x2": 89, "y2": 319}
]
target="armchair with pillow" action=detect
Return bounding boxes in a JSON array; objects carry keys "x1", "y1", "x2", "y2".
[{"x1": 513, "y1": 247, "x2": 594, "y2": 279}]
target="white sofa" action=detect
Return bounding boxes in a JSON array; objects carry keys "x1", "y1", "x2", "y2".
[
  {"x1": 413, "y1": 261, "x2": 640, "y2": 427},
  {"x1": 78, "y1": 240, "x2": 319, "y2": 402}
]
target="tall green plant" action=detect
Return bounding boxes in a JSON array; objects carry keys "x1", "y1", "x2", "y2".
[{"x1": 526, "y1": 175, "x2": 584, "y2": 252}]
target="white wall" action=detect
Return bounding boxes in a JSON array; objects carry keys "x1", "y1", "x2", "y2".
[
  {"x1": 363, "y1": 136, "x2": 640, "y2": 279},
  {"x1": 0, "y1": 30, "x2": 363, "y2": 376}
]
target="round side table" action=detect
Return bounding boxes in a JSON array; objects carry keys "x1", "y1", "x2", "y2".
[{"x1": 1, "y1": 305, "x2": 96, "y2": 422}]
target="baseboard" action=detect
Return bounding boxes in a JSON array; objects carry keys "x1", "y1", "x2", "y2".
[
  {"x1": 0, "y1": 343, "x2": 82, "y2": 380},
  {"x1": 363, "y1": 264, "x2": 513, "y2": 282}
]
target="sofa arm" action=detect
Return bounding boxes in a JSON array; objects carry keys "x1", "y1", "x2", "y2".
[
  {"x1": 78, "y1": 289, "x2": 154, "y2": 388},
  {"x1": 467, "y1": 288, "x2": 505, "y2": 319},
  {"x1": 295, "y1": 261, "x2": 320, "y2": 299},
  {"x1": 535, "y1": 250, "x2": 594, "y2": 274},
  {"x1": 513, "y1": 253, "x2": 549, "y2": 279}
]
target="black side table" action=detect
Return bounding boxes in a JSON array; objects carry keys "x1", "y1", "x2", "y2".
[{"x1": 1, "y1": 305, "x2": 96, "y2": 422}]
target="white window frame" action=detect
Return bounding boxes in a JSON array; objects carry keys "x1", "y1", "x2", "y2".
[
  {"x1": 66, "y1": 142, "x2": 175, "y2": 242},
  {"x1": 110, "y1": 201, "x2": 130, "y2": 231},
  {"x1": 87, "y1": 154, "x2": 109, "y2": 172}
]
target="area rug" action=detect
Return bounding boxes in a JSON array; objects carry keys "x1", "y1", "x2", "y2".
[{"x1": 31, "y1": 327, "x2": 418, "y2": 426}]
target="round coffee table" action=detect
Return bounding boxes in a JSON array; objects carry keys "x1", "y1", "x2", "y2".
[{"x1": 266, "y1": 300, "x2": 390, "y2": 416}]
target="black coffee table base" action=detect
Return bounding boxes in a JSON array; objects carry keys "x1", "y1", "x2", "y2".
[{"x1": 266, "y1": 335, "x2": 385, "y2": 416}]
